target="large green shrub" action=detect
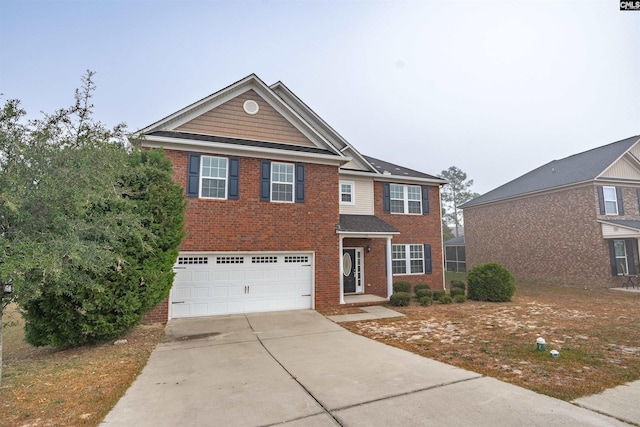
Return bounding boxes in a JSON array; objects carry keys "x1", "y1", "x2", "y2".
[
  {"x1": 467, "y1": 263, "x2": 515, "y2": 302},
  {"x1": 393, "y1": 281, "x2": 411, "y2": 293},
  {"x1": 453, "y1": 295, "x2": 466, "y2": 303},
  {"x1": 22, "y1": 149, "x2": 186, "y2": 347},
  {"x1": 390, "y1": 292, "x2": 411, "y2": 306}
]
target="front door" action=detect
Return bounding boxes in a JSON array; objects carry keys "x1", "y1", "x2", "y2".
[{"x1": 343, "y1": 249, "x2": 357, "y2": 293}]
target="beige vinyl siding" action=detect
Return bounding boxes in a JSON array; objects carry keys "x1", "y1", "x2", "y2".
[
  {"x1": 340, "y1": 177, "x2": 374, "y2": 215},
  {"x1": 601, "y1": 156, "x2": 640, "y2": 181},
  {"x1": 342, "y1": 159, "x2": 372, "y2": 172},
  {"x1": 176, "y1": 90, "x2": 315, "y2": 147}
]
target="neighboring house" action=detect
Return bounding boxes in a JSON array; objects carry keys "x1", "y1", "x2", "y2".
[
  {"x1": 462, "y1": 135, "x2": 640, "y2": 289},
  {"x1": 444, "y1": 235, "x2": 466, "y2": 273},
  {"x1": 139, "y1": 74, "x2": 447, "y2": 321}
]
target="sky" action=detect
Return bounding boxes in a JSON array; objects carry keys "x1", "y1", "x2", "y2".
[{"x1": 1, "y1": 0, "x2": 639, "y2": 194}]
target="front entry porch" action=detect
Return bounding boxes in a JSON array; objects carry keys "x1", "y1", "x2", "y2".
[{"x1": 337, "y1": 214, "x2": 400, "y2": 305}]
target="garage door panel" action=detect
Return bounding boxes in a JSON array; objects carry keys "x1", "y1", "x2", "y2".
[{"x1": 171, "y1": 253, "x2": 313, "y2": 318}]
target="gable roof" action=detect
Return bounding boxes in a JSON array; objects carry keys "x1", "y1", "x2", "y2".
[
  {"x1": 462, "y1": 135, "x2": 640, "y2": 208},
  {"x1": 138, "y1": 74, "x2": 343, "y2": 157}
]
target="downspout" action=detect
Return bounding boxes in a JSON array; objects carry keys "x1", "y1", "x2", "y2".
[
  {"x1": 386, "y1": 237, "x2": 393, "y2": 299},
  {"x1": 339, "y1": 235, "x2": 345, "y2": 304},
  {"x1": 440, "y1": 184, "x2": 447, "y2": 292}
]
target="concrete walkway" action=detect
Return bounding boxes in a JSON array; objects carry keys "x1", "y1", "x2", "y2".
[{"x1": 102, "y1": 310, "x2": 630, "y2": 426}]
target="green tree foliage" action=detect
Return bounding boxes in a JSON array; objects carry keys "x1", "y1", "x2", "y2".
[
  {"x1": 439, "y1": 166, "x2": 480, "y2": 238},
  {"x1": 0, "y1": 71, "x2": 185, "y2": 347},
  {"x1": 467, "y1": 263, "x2": 516, "y2": 302}
]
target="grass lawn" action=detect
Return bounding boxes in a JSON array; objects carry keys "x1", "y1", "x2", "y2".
[
  {"x1": 340, "y1": 277, "x2": 640, "y2": 401},
  {"x1": 1, "y1": 304, "x2": 165, "y2": 426}
]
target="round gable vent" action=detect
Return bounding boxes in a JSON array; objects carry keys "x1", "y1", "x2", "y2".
[{"x1": 243, "y1": 100, "x2": 259, "y2": 115}]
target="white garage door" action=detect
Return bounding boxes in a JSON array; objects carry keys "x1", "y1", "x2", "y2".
[{"x1": 170, "y1": 253, "x2": 313, "y2": 318}]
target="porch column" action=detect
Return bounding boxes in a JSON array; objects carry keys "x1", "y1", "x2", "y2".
[
  {"x1": 339, "y1": 235, "x2": 345, "y2": 304},
  {"x1": 386, "y1": 237, "x2": 393, "y2": 299}
]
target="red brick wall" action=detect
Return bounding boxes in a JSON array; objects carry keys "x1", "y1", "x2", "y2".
[
  {"x1": 145, "y1": 149, "x2": 341, "y2": 321},
  {"x1": 373, "y1": 182, "x2": 445, "y2": 291},
  {"x1": 463, "y1": 183, "x2": 629, "y2": 289}
]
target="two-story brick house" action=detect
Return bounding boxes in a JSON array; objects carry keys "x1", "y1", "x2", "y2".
[
  {"x1": 462, "y1": 135, "x2": 640, "y2": 289},
  {"x1": 139, "y1": 74, "x2": 446, "y2": 321}
]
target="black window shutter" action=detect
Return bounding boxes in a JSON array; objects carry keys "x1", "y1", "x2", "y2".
[
  {"x1": 597, "y1": 186, "x2": 605, "y2": 214},
  {"x1": 626, "y1": 239, "x2": 636, "y2": 275},
  {"x1": 422, "y1": 186, "x2": 430, "y2": 215},
  {"x1": 609, "y1": 240, "x2": 618, "y2": 276},
  {"x1": 295, "y1": 163, "x2": 305, "y2": 203},
  {"x1": 228, "y1": 158, "x2": 239, "y2": 200},
  {"x1": 260, "y1": 160, "x2": 271, "y2": 201},
  {"x1": 616, "y1": 187, "x2": 624, "y2": 215},
  {"x1": 383, "y1": 183, "x2": 390, "y2": 213},
  {"x1": 636, "y1": 188, "x2": 640, "y2": 214},
  {"x1": 187, "y1": 153, "x2": 201, "y2": 197},
  {"x1": 424, "y1": 244, "x2": 432, "y2": 274}
]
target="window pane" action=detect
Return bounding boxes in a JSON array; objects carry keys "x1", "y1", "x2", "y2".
[
  {"x1": 272, "y1": 163, "x2": 293, "y2": 183},
  {"x1": 603, "y1": 187, "x2": 618, "y2": 215},
  {"x1": 445, "y1": 247, "x2": 456, "y2": 261},
  {"x1": 390, "y1": 184, "x2": 404, "y2": 199},
  {"x1": 408, "y1": 200, "x2": 421, "y2": 214},
  {"x1": 410, "y1": 259, "x2": 424, "y2": 274},
  {"x1": 392, "y1": 245, "x2": 406, "y2": 260},
  {"x1": 202, "y1": 156, "x2": 227, "y2": 178},
  {"x1": 271, "y1": 183, "x2": 293, "y2": 202},
  {"x1": 202, "y1": 178, "x2": 226, "y2": 198},
  {"x1": 390, "y1": 200, "x2": 404, "y2": 213},
  {"x1": 393, "y1": 260, "x2": 406, "y2": 275},
  {"x1": 615, "y1": 240, "x2": 626, "y2": 257},
  {"x1": 341, "y1": 183, "x2": 352, "y2": 203},
  {"x1": 407, "y1": 186, "x2": 421, "y2": 200}
]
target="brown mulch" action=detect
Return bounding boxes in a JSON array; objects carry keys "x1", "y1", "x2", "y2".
[
  {"x1": 1, "y1": 305, "x2": 165, "y2": 426},
  {"x1": 339, "y1": 283, "x2": 640, "y2": 401}
]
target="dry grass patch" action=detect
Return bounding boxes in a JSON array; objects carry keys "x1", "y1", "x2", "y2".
[
  {"x1": 340, "y1": 282, "x2": 640, "y2": 401},
  {"x1": 1, "y1": 304, "x2": 165, "y2": 426}
]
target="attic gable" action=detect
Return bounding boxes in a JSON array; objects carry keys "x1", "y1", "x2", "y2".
[
  {"x1": 599, "y1": 145, "x2": 640, "y2": 181},
  {"x1": 140, "y1": 74, "x2": 340, "y2": 155},
  {"x1": 176, "y1": 89, "x2": 316, "y2": 148}
]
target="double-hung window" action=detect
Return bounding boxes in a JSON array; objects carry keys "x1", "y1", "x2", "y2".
[
  {"x1": 201, "y1": 156, "x2": 228, "y2": 199},
  {"x1": 392, "y1": 244, "x2": 425, "y2": 275},
  {"x1": 340, "y1": 181, "x2": 354, "y2": 205},
  {"x1": 614, "y1": 240, "x2": 629, "y2": 275},
  {"x1": 271, "y1": 162, "x2": 294, "y2": 202},
  {"x1": 603, "y1": 186, "x2": 619, "y2": 215},
  {"x1": 389, "y1": 184, "x2": 422, "y2": 214}
]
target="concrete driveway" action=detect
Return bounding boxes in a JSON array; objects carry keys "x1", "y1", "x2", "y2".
[{"x1": 102, "y1": 310, "x2": 628, "y2": 426}]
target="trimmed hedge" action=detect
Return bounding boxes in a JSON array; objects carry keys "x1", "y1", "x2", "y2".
[
  {"x1": 419, "y1": 296, "x2": 433, "y2": 306},
  {"x1": 451, "y1": 280, "x2": 466, "y2": 291},
  {"x1": 432, "y1": 290, "x2": 446, "y2": 300},
  {"x1": 467, "y1": 263, "x2": 515, "y2": 302},
  {"x1": 450, "y1": 287, "x2": 465, "y2": 298},
  {"x1": 453, "y1": 295, "x2": 466, "y2": 303},
  {"x1": 414, "y1": 283, "x2": 431, "y2": 294},
  {"x1": 438, "y1": 295, "x2": 453, "y2": 304},
  {"x1": 390, "y1": 292, "x2": 411, "y2": 306},
  {"x1": 416, "y1": 289, "x2": 433, "y2": 299},
  {"x1": 393, "y1": 281, "x2": 411, "y2": 293}
]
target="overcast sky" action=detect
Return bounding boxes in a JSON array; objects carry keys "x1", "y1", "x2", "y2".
[{"x1": 1, "y1": 0, "x2": 639, "y2": 194}]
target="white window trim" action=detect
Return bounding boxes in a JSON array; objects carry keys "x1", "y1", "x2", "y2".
[
  {"x1": 390, "y1": 184, "x2": 422, "y2": 215},
  {"x1": 200, "y1": 155, "x2": 228, "y2": 200},
  {"x1": 392, "y1": 243, "x2": 425, "y2": 275},
  {"x1": 271, "y1": 161, "x2": 295, "y2": 203},
  {"x1": 340, "y1": 181, "x2": 355, "y2": 205},
  {"x1": 603, "y1": 186, "x2": 619, "y2": 215},
  {"x1": 614, "y1": 239, "x2": 629, "y2": 275}
]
